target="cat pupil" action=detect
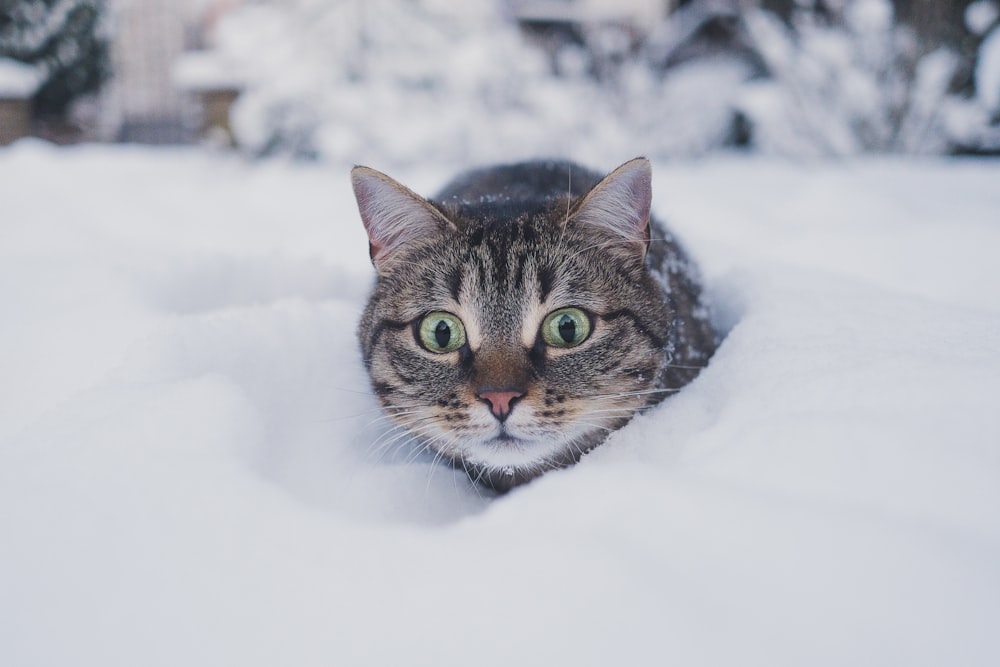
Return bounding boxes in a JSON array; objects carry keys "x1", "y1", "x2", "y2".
[
  {"x1": 434, "y1": 320, "x2": 451, "y2": 348},
  {"x1": 558, "y1": 315, "x2": 576, "y2": 343}
]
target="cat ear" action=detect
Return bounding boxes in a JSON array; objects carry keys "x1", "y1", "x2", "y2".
[
  {"x1": 569, "y1": 157, "x2": 652, "y2": 257},
  {"x1": 351, "y1": 166, "x2": 456, "y2": 272}
]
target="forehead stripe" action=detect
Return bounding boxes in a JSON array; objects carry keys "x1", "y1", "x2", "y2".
[{"x1": 446, "y1": 266, "x2": 463, "y2": 301}]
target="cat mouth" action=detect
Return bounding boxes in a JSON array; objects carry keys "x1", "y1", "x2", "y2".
[{"x1": 477, "y1": 427, "x2": 540, "y2": 452}]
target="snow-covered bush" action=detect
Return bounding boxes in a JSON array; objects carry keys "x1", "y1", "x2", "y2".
[
  {"x1": 736, "y1": 0, "x2": 962, "y2": 155},
  {"x1": 212, "y1": 0, "x2": 1000, "y2": 163},
  {"x1": 0, "y1": 0, "x2": 111, "y2": 120},
  {"x1": 950, "y1": 0, "x2": 1000, "y2": 152},
  {"x1": 210, "y1": 0, "x2": 761, "y2": 165},
  {"x1": 213, "y1": 0, "x2": 618, "y2": 166}
]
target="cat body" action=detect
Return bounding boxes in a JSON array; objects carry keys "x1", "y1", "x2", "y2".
[{"x1": 352, "y1": 158, "x2": 717, "y2": 490}]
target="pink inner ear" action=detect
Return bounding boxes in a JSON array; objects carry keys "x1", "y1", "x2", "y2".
[
  {"x1": 572, "y1": 158, "x2": 652, "y2": 254},
  {"x1": 352, "y1": 180, "x2": 392, "y2": 263},
  {"x1": 368, "y1": 239, "x2": 386, "y2": 263},
  {"x1": 351, "y1": 166, "x2": 451, "y2": 270}
]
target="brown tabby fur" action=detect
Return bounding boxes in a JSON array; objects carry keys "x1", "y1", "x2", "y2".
[{"x1": 352, "y1": 158, "x2": 717, "y2": 491}]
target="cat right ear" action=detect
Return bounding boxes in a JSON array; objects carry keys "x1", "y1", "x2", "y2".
[
  {"x1": 351, "y1": 166, "x2": 456, "y2": 272},
  {"x1": 568, "y1": 157, "x2": 652, "y2": 258}
]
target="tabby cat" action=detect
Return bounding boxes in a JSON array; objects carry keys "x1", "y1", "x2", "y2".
[{"x1": 352, "y1": 158, "x2": 717, "y2": 491}]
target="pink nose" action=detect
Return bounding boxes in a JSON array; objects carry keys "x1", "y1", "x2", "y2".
[{"x1": 476, "y1": 389, "x2": 525, "y2": 421}]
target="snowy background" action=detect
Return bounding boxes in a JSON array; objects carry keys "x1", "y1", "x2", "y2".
[
  {"x1": 3, "y1": 1, "x2": 1000, "y2": 665},
  {"x1": 206, "y1": 0, "x2": 1000, "y2": 162}
]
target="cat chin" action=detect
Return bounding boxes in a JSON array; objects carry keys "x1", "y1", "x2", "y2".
[
  {"x1": 455, "y1": 431, "x2": 601, "y2": 491},
  {"x1": 456, "y1": 428, "x2": 593, "y2": 470}
]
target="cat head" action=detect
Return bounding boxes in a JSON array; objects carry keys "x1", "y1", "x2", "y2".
[{"x1": 352, "y1": 159, "x2": 671, "y2": 490}]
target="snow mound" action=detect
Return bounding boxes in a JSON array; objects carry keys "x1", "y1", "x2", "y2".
[{"x1": 1, "y1": 143, "x2": 999, "y2": 666}]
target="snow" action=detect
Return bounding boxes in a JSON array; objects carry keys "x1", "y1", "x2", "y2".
[
  {"x1": 966, "y1": 0, "x2": 1000, "y2": 36},
  {"x1": 210, "y1": 0, "x2": 1000, "y2": 161},
  {"x1": 2, "y1": 140, "x2": 1000, "y2": 666},
  {"x1": 0, "y1": 57, "x2": 43, "y2": 98},
  {"x1": 172, "y1": 50, "x2": 244, "y2": 92}
]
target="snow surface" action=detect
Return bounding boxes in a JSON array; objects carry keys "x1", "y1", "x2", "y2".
[{"x1": 2, "y1": 140, "x2": 999, "y2": 666}]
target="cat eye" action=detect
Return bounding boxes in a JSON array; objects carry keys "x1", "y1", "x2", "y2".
[
  {"x1": 418, "y1": 311, "x2": 467, "y2": 353},
  {"x1": 541, "y1": 308, "x2": 591, "y2": 348}
]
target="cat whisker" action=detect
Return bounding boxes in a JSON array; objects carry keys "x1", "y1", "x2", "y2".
[
  {"x1": 370, "y1": 420, "x2": 433, "y2": 450},
  {"x1": 360, "y1": 398, "x2": 437, "y2": 422},
  {"x1": 567, "y1": 421, "x2": 619, "y2": 434},
  {"x1": 309, "y1": 400, "x2": 405, "y2": 424},
  {"x1": 366, "y1": 418, "x2": 443, "y2": 461},
  {"x1": 330, "y1": 386, "x2": 379, "y2": 396},
  {"x1": 423, "y1": 440, "x2": 457, "y2": 495},
  {"x1": 359, "y1": 407, "x2": 418, "y2": 426},
  {"x1": 375, "y1": 429, "x2": 439, "y2": 466},
  {"x1": 404, "y1": 437, "x2": 437, "y2": 466},
  {"x1": 551, "y1": 169, "x2": 574, "y2": 256},
  {"x1": 415, "y1": 431, "x2": 468, "y2": 482},
  {"x1": 569, "y1": 408, "x2": 643, "y2": 418},
  {"x1": 584, "y1": 387, "x2": 684, "y2": 401},
  {"x1": 359, "y1": 408, "x2": 429, "y2": 433},
  {"x1": 467, "y1": 460, "x2": 489, "y2": 488},
  {"x1": 365, "y1": 428, "x2": 415, "y2": 462}
]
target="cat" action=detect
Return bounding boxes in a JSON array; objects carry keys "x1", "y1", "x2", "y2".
[{"x1": 351, "y1": 157, "x2": 718, "y2": 491}]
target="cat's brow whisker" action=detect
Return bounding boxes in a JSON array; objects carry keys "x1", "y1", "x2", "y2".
[
  {"x1": 565, "y1": 166, "x2": 572, "y2": 225},
  {"x1": 564, "y1": 236, "x2": 676, "y2": 261}
]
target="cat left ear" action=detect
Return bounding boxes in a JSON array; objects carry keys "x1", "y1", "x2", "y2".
[
  {"x1": 568, "y1": 157, "x2": 652, "y2": 257},
  {"x1": 351, "y1": 166, "x2": 457, "y2": 273}
]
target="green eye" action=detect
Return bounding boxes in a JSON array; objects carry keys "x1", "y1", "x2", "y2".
[
  {"x1": 418, "y1": 312, "x2": 466, "y2": 353},
  {"x1": 541, "y1": 308, "x2": 591, "y2": 348}
]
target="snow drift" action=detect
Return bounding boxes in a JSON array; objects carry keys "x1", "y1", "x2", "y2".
[{"x1": 1, "y1": 141, "x2": 999, "y2": 666}]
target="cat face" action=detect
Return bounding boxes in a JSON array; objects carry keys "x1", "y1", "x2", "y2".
[{"x1": 353, "y1": 159, "x2": 672, "y2": 489}]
